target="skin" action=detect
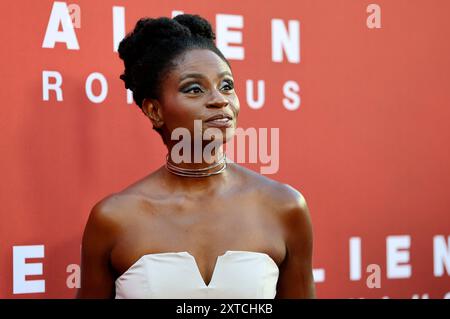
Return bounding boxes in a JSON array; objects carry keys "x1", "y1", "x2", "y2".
[{"x1": 76, "y1": 49, "x2": 315, "y2": 299}]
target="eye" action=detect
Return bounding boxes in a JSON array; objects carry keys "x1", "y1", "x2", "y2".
[
  {"x1": 222, "y1": 80, "x2": 234, "y2": 91},
  {"x1": 184, "y1": 85, "x2": 203, "y2": 94}
]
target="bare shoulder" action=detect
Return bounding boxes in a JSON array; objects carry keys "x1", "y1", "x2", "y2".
[
  {"x1": 84, "y1": 190, "x2": 150, "y2": 239},
  {"x1": 84, "y1": 166, "x2": 173, "y2": 241},
  {"x1": 90, "y1": 192, "x2": 137, "y2": 220},
  {"x1": 78, "y1": 192, "x2": 148, "y2": 298},
  {"x1": 230, "y1": 163, "x2": 312, "y2": 252},
  {"x1": 230, "y1": 162, "x2": 309, "y2": 213},
  {"x1": 265, "y1": 180, "x2": 312, "y2": 236},
  {"x1": 233, "y1": 168, "x2": 316, "y2": 298},
  {"x1": 84, "y1": 194, "x2": 128, "y2": 241}
]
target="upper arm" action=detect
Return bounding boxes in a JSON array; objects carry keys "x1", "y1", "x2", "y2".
[
  {"x1": 275, "y1": 187, "x2": 315, "y2": 299},
  {"x1": 76, "y1": 198, "x2": 120, "y2": 299}
]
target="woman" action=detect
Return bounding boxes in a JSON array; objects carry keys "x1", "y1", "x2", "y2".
[{"x1": 76, "y1": 14, "x2": 315, "y2": 299}]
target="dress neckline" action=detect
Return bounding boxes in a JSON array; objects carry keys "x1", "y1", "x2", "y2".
[{"x1": 115, "y1": 250, "x2": 279, "y2": 287}]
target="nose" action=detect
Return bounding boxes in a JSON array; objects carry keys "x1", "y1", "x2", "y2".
[{"x1": 206, "y1": 88, "x2": 229, "y2": 108}]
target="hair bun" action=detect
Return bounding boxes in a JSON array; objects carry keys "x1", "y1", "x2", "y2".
[
  {"x1": 174, "y1": 14, "x2": 216, "y2": 41},
  {"x1": 118, "y1": 14, "x2": 215, "y2": 67},
  {"x1": 135, "y1": 17, "x2": 191, "y2": 40},
  {"x1": 118, "y1": 17, "x2": 188, "y2": 64}
]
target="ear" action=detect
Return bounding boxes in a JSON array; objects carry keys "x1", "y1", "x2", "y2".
[{"x1": 142, "y1": 98, "x2": 164, "y2": 128}]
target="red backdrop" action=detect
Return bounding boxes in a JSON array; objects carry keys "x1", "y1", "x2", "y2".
[{"x1": 0, "y1": 0, "x2": 449, "y2": 298}]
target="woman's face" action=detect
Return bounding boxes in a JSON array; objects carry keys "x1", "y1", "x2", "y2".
[{"x1": 147, "y1": 49, "x2": 240, "y2": 147}]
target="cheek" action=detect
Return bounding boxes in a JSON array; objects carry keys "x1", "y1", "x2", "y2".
[
  {"x1": 162, "y1": 97, "x2": 201, "y2": 132},
  {"x1": 231, "y1": 94, "x2": 240, "y2": 113}
]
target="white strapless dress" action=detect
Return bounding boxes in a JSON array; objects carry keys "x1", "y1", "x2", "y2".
[{"x1": 115, "y1": 250, "x2": 279, "y2": 299}]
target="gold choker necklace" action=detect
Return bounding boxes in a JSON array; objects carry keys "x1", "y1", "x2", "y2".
[{"x1": 165, "y1": 153, "x2": 228, "y2": 177}]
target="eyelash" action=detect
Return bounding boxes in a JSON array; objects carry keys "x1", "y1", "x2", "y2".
[{"x1": 184, "y1": 81, "x2": 234, "y2": 94}]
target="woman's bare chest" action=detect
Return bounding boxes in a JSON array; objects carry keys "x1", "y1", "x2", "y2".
[{"x1": 110, "y1": 190, "x2": 286, "y2": 279}]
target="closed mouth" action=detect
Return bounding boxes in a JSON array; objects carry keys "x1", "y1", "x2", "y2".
[{"x1": 205, "y1": 114, "x2": 233, "y2": 122}]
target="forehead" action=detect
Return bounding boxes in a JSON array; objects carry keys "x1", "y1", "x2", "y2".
[{"x1": 170, "y1": 49, "x2": 231, "y2": 80}]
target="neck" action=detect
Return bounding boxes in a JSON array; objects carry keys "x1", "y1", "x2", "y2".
[
  {"x1": 164, "y1": 141, "x2": 229, "y2": 179},
  {"x1": 160, "y1": 151, "x2": 231, "y2": 195},
  {"x1": 165, "y1": 141, "x2": 226, "y2": 170}
]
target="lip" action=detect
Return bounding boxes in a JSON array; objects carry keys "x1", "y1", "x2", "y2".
[
  {"x1": 205, "y1": 113, "x2": 233, "y2": 122},
  {"x1": 204, "y1": 118, "x2": 233, "y2": 128}
]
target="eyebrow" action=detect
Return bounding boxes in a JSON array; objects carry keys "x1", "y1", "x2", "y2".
[{"x1": 179, "y1": 71, "x2": 233, "y2": 82}]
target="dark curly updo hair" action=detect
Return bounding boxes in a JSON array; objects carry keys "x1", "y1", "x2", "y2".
[{"x1": 118, "y1": 14, "x2": 231, "y2": 142}]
